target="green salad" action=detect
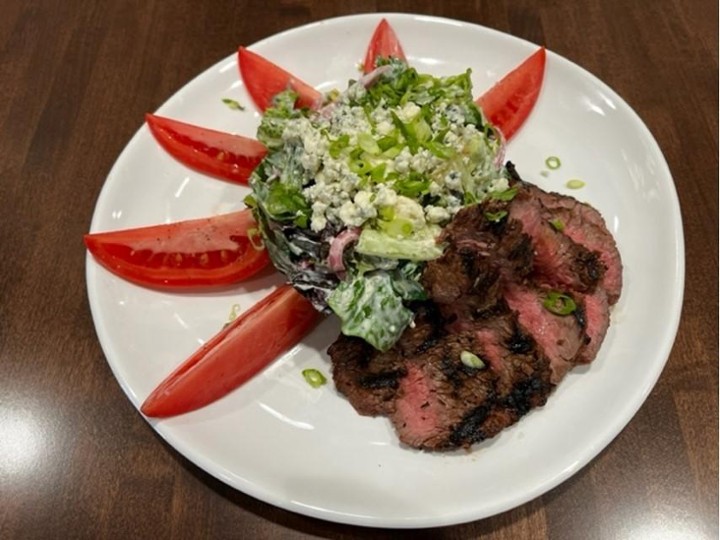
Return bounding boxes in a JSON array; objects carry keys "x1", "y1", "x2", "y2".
[{"x1": 247, "y1": 60, "x2": 509, "y2": 351}]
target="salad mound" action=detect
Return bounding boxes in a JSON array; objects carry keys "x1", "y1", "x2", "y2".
[{"x1": 248, "y1": 60, "x2": 511, "y2": 351}]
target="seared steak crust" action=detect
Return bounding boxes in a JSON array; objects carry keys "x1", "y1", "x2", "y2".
[{"x1": 329, "y1": 165, "x2": 621, "y2": 451}]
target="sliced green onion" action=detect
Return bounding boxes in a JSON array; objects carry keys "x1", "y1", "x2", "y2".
[
  {"x1": 302, "y1": 368, "x2": 327, "y2": 388},
  {"x1": 463, "y1": 190, "x2": 478, "y2": 205},
  {"x1": 326, "y1": 88, "x2": 341, "y2": 103},
  {"x1": 222, "y1": 98, "x2": 245, "y2": 111},
  {"x1": 391, "y1": 111, "x2": 418, "y2": 153},
  {"x1": 545, "y1": 156, "x2": 561, "y2": 170},
  {"x1": 540, "y1": 170, "x2": 550, "y2": 178},
  {"x1": 369, "y1": 162, "x2": 387, "y2": 182},
  {"x1": 357, "y1": 132, "x2": 381, "y2": 154},
  {"x1": 227, "y1": 303, "x2": 241, "y2": 323},
  {"x1": 410, "y1": 116, "x2": 432, "y2": 144},
  {"x1": 543, "y1": 291, "x2": 577, "y2": 315},
  {"x1": 378, "y1": 217, "x2": 414, "y2": 238},
  {"x1": 378, "y1": 206, "x2": 395, "y2": 221},
  {"x1": 484, "y1": 210, "x2": 508, "y2": 222},
  {"x1": 247, "y1": 227, "x2": 265, "y2": 251},
  {"x1": 243, "y1": 193, "x2": 257, "y2": 208},
  {"x1": 328, "y1": 134, "x2": 350, "y2": 158},
  {"x1": 384, "y1": 171, "x2": 399, "y2": 182},
  {"x1": 424, "y1": 140, "x2": 454, "y2": 159},
  {"x1": 460, "y1": 351, "x2": 485, "y2": 369},
  {"x1": 549, "y1": 218, "x2": 565, "y2": 231},
  {"x1": 376, "y1": 135, "x2": 398, "y2": 151},
  {"x1": 490, "y1": 186, "x2": 518, "y2": 201},
  {"x1": 393, "y1": 172, "x2": 430, "y2": 198},
  {"x1": 382, "y1": 144, "x2": 404, "y2": 159},
  {"x1": 293, "y1": 213, "x2": 309, "y2": 228},
  {"x1": 566, "y1": 179, "x2": 585, "y2": 189},
  {"x1": 349, "y1": 158, "x2": 372, "y2": 175}
]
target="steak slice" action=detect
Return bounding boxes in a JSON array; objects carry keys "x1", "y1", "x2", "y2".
[
  {"x1": 329, "y1": 304, "x2": 553, "y2": 451},
  {"x1": 507, "y1": 162, "x2": 622, "y2": 304},
  {"x1": 329, "y1": 305, "x2": 443, "y2": 416},
  {"x1": 503, "y1": 282, "x2": 587, "y2": 383},
  {"x1": 531, "y1": 187, "x2": 623, "y2": 305},
  {"x1": 390, "y1": 308, "x2": 553, "y2": 450},
  {"x1": 575, "y1": 288, "x2": 611, "y2": 364},
  {"x1": 390, "y1": 332, "x2": 498, "y2": 449},
  {"x1": 329, "y1": 334, "x2": 402, "y2": 416},
  {"x1": 507, "y1": 187, "x2": 605, "y2": 294},
  {"x1": 422, "y1": 203, "x2": 533, "y2": 323}
]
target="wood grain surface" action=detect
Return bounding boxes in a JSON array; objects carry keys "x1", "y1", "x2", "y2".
[{"x1": 0, "y1": 1, "x2": 717, "y2": 538}]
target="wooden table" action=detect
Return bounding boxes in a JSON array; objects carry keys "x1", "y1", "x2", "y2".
[{"x1": 1, "y1": 1, "x2": 717, "y2": 538}]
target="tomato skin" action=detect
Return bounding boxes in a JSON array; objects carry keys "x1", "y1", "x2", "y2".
[
  {"x1": 238, "y1": 47, "x2": 321, "y2": 111},
  {"x1": 140, "y1": 285, "x2": 322, "y2": 417},
  {"x1": 476, "y1": 47, "x2": 546, "y2": 140},
  {"x1": 145, "y1": 114, "x2": 267, "y2": 184},
  {"x1": 363, "y1": 18, "x2": 406, "y2": 73},
  {"x1": 85, "y1": 209, "x2": 270, "y2": 289}
]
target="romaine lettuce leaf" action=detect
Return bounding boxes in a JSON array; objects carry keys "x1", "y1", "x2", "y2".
[
  {"x1": 355, "y1": 225, "x2": 444, "y2": 261},
  {"x1": 327, "y1": 271, "x2": 414, "y2": 351}
]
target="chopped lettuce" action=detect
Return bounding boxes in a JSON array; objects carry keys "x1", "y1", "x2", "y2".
[
  {"x1": 249, "y1": 61, "x2": 507, "y2": 351},
  {"x1": 256, "y1": 90, "x2": 302, "y2": 149},
  {"x1": 355, "y1": 226, "x2": 444, "y2": 261},
  {"x1": 327, "y1": 262, "x2": 426, "y2": 351}
]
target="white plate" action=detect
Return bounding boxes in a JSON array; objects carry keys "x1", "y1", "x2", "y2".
[{"x1": 86, "y1": 13, "x2": 684, "y2": 528}]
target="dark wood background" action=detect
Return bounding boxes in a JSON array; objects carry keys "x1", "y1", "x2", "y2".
[{"x1": 1, "y1": 1, "x2": 717, "y2": 538}]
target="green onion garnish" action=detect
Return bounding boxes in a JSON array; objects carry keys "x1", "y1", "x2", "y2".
[
  {"x1": 349, "y1": 158, "x2": 372, "y2": 175},
  {"x1": 484, "y1": 210, "x2": 508, "y2": 222},
  {"x1": 222, "y1": 98, "x2": 245, "y2": 111},
  {"x1": 302, "y1": 368, "x2": 327, "y2": 388},
  {"x1": 328, "y1": 134, "x2": 350, "y2": 158},
  {"x1": 243, "y1": 194, "x2": 257, "y2": 208},
  {"x1": 545, "y1": 156, "x2": 561, "y2": 169},
  {"x1": 566, "y1": 179, "x2": 585, "y2": 189},
  {"x1": 247, "y1": 227, "x2": 265, "y2": 251},
  {"x1": 490, "y1": 186, "x2": 518, "y2": 201},
  {"x1": 378, "y1": 205, "x2": 395, "y2": 221},
  {"x1": 549, "y1": 218, "x2": 565, "y2": 231},
  {"x1": 227, "y1": 303, "x2": 241, "y2": 323},
  {"x1": 543, "y1": 291, "x2": 577, "y2": 315},
  {"x1": 376, "y1": 136, "x2": 398, "y2": 151},
  {"x1": 369, "y1": 163, "x2": 387, "y2": 182},
  {"x1": 460, "y1": 351, "x2": 485, "y2": 369},
  {"x1": 357, "y1": 132, "x2": 381, "y2": 154}
]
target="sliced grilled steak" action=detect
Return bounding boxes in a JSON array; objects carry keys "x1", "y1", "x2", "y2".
[
  {"x1": 507, "y1": 162, "x2": 622, "y2": 304},
  {"x1": 329, "y1": 306, "x2": 442, "y2": 416},
  {"x1": 330, "y1": 304, "x2": 554, "y2": 451},
  {"x1": 328, "y1": 165, "x2": 621, "y2": 451},
  {"x1": 329, "y1": 334, "x2": 400, "y2": 416},
  {"x1": 390, "y1": 332, "x2": 498, "y2": 449},
  {"x1": 507, "y1": 188, "x2": 605, "y2": 294},
  {"x1": 530, "y1": 187, "x2": 622, "y2": 305},
  {"x1": 390, "y1": 308, "x2": 552, "y2": 450},
  {"x1": 575, "y1": 288, "x2": 611, "y2": 364},
  {"x1": 503, "y1": 282, "x2": 587, "y2": 383},
  {"x1": 422, "y1": 203, "x2": 533, "y2": 323}
]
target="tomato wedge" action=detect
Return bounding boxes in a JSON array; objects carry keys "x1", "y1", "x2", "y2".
[
  {"x1": 85, "y1": 210, "x2": 270, "y2": 289},
  {"x1": 363, "y1": 18, "x2": 406, "y2": 73},
  {"x1": 145, "y1": 114, "x2": 266, "y2": 185},
  {"x1": 141, "y1": 285, "x2": 322, "y2": 417},
  {"x1": 238, "y1": 47, "x2": 322, "y2": 112},
  {"x1": 476, "y1": 47, "x2": 546, "y2": 140}
]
